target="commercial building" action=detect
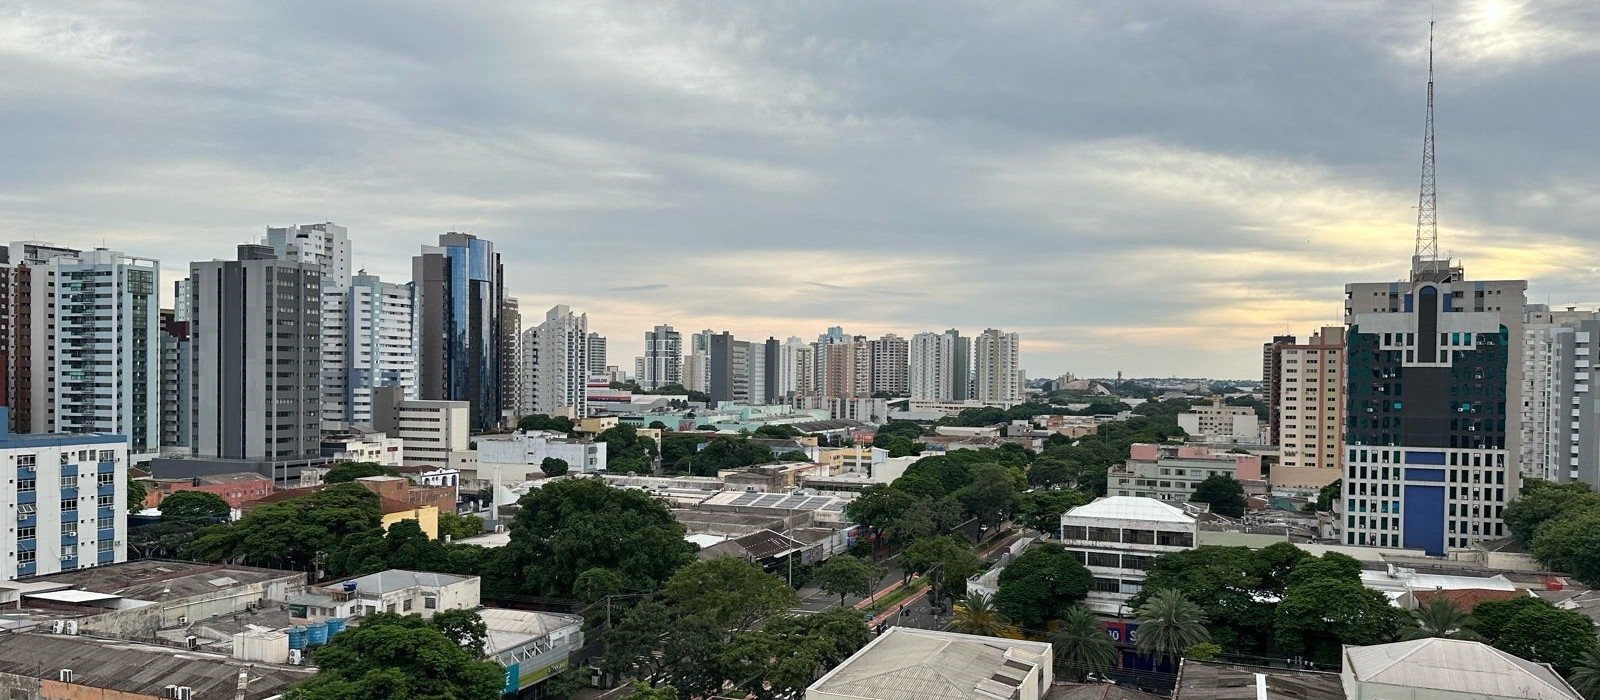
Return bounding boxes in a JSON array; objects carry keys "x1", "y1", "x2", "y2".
[
  {"x1": 145, "y1": 472, "x2": 273, "y2": 510},
  {"x1": 640, "y1": 324, "x2": 683, "y2": 390},
  {"x1": 1343, "y1": 258, "x2": 1526, "y2": 555},
  {"x1": 1271, "y1": 327, "x2": 1347, "y2": 490},
  {"x1": 289, "y1": 569, "x2": 478, "y2": 620},
  {"x1": 1107, "y1": 443, "x2": 1264, "y2": 503},
  {"x1": 0, "y1": 406, "x2": 129, "y2": 580},
  {"x1": 371, "y1": 386, "x2": 477, "y2": 477},
  {"x1": 1341, "y1": 638, "x2": 1580, "y2": 700},
  {"x1": 522, "y1": 304, "x2": 590, "y2": 418},
  {"x1": 321, "y1": 431, "x2": 405, "y2": 466},
  {"x1": 0, "y1": 632, "x2": 313, "y2": 700},
  {"x1": 1177, "y1": 396, "x2": 1261, "y2": 444},
  {"x1": 974, "y1": 328, "x2": 1023, "y2": 403},
  {"x1": 477, "y1": 431, "x2": 608, "y2": 475},
  {"x1": 1059, "y1": 496, "x2": 1198, "y2": 614},
  {"x1": 414, "y1": 232, "x2": 506, "y2": 431},
  {"x1": 806, "y1": 627, "x2": 1053, "y2": 700},
  {"x1": 180, "y1": 244, "x2": 325, "y2": 485},
  {"x1": 18, "y1": 248, "x2": 160, "y2": 457}
]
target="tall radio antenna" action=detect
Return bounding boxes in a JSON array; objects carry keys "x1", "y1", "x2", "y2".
[{"x1": 1413, "y1": 20, "x2": 1439, "y2": 273}]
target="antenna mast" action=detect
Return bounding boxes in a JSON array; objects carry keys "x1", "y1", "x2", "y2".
[{"x1": 1413, "y1": 21, "x2": 1439, "y2": 273}]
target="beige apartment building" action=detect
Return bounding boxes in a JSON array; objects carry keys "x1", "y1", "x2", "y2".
[{"x1": 1272, "y1": 326, "x2": 1345, "y2": 490}]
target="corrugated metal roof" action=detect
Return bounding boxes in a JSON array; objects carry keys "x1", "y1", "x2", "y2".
[{"x1": 1343, "y1": 639, "x2": 1581, "y2": 700}]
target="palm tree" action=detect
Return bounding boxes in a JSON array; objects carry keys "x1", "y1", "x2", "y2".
[
  {"x1": 1051, "y1": 606, "x2": 1116, "y2": 681},
  {"x1": 1569, "y1": 647, "x2": 1600, "y2": 700},
  {"x1": 1399, "y1": 596, "x2": 1485, "y2": 641},
  {"x1": 1135, "y1": 588, "x2": 1210, "y2": 666},
  {"x1": 951, "y1": 592, "x2": 1010, "y2": 637}
]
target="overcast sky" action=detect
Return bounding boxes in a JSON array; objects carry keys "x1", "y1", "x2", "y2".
[{"x1": 3, "y1": 1, "x2": 1596, "y2": 379}]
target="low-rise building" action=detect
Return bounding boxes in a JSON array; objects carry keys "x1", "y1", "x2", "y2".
[
  {"x1": 1059, "y1": 496, "x2": 1198, "y2": 614},
  {"x1": 1107, "y1": 443, "x2": 1265, "y2": 504},
  {"x1": 1178, "y1": 396, "x2": 1263, "y2": 444},
  {"x1": 477, "y1": 431, "x2": 608, "y2": 475},
  {"x1": 145, "y1": 471, "x2": 274, "y2": 510},
  {"x1": 0, "y1": 632, "x2": 314, "y2": 700},
  {"x1": 806, "y1": 627, "x2": 1053, "y2": 700},
  {"x1": 483, "y1": 608, "x2": 586, "y2": 696},
  {"x1": 371, "y1": 386, "x2": 477, "y2": 477},
  {"x1": 1342, "y1": 638, "x2": 1581, "y2": 700},
  {"x1": 0, "y1": 406, "x2": 131, "y2": 581},
  {"x1": 321, "y1": 431, "x2": 405, "y2": 466},
  {"x1": 287, "y1": 569, "x2": 479, "y2": 621}
]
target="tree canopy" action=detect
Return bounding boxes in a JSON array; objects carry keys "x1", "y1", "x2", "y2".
[
  {"x1": 993, "y1": 542, "x2": 1092, "y2": 628},
  {"x1": 664, "y1": 557, "x2": 796, "y2": 637},
  {"x1": 540, "y1": 457, "x2": 570, "y2": 477},
  {"x1": 288, "y1": 611, "x2": 503, "y2": 700},
  {"x1": 499, "y1": 477, "x2": 695, "y2": 596},
  {"x1": 814, "y1": 554, "x2": 879, "y2": 605},
  {"x1": 596, "y1": 424, "x2": 659, "y2": 473},
  {"x1": 158, "y1": 490, "x2": 230, "y2": 523},
  {"x1": 1274, "y1": 579, "x2": 1403, "y2": 665},
  {"x1": 126, "y1": 478, "x2": 148, "y2": 513},
  {"x1": 518, "y1": 414, "x2": 576, "y2": 434},
  {"x1": 1471, "y1": 596, "x2": 1598, "y2": 673},
  {"x1": 323, "y1": 461, "x2": 400, "y2": 483},
  {"x1": 1190, "y1": 474, "x2": 1246, "y2": 518},
  {"x1": 184, "y1": 483, "x2": 382, "y2": 572}
]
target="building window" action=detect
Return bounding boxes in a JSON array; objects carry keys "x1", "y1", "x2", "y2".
[
  {"x1": 18, "y1": 527, "x2": 35, "y2": 541},
  {"x1": 1093, "y1": 578, "x2": 1121, "y2": 594},
  {"x1": 98, "y1": 450, "x2": 116, "y2": 462},
  {"x1": 1061, "y1": 525, "x2": 1087, "y2": 540},
  {"x1": 97, "y1": 495, "x2": 114, "y2": 508},
  {"x1": 16, "y1": 455, "x2": 36, "y2": 467},
  {"x1": 402, "y1": 599, "x2": 413, "y2": 612},
  {"x1": 424, "y1": 596, "x2": 438, "y2": 610},
  {"x1": 18, "y1": 478, "x2": 35, "y2": 492},
  {"x1": 61, "y1": 499, "x2": 77, "y2": 512},
  {"x1": 1087, "y1": 552, "x2": 1120, "y2": 568}
]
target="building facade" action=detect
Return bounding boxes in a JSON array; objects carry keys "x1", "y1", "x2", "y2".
[
  {"x1": 477, "y1": 432, "x2": 608, "y2": 475},
  {"x1": 1343, "y1": 259, "x2": 1526, "y2": 554},
  {"x1": 413, "y1": 233, "x2": 504, "y2": 432},
  {"x1": 1107, "y1": 443, "x2": 1264, "y2": 503},
  {"x1": 868, "y1": 334, "x2": 908, "y2": 397},
  {"x1": 1059, "y1": 496, "x2": 1198, "y2": 614},
  {"x1": 1272, "y1": 327, "x2": 1346, "y2": 490},
  {"x1": 371, "y1": 386, "x2": 476, "y2": 476},
  {"x1": 973, "y1": 328, "x2": 1022, "y2": 403},
  {"x1": 1176, "y1": 397, "x2": 1261, "y2": 444},
  {"x1": 189, "y1": 245, "x2": 323, "y2": 464},
  {"x1": 340, "y1": 274, "x2": 418, "y2": 427},
  {"x1": 522, "y1": 305, "x2": 590, "y2": 418},
  {"x1": 0, "y1": 406, "x2": 129, "y2": 581},
  {"x1": 1520, "y1": 308, "x2": 1600, "y2": 487},
  {"x1": 157, "y1": 311, "x2": 192, "y2": 451},
  {"x1": 640, "y1": 325, "x2": 682, "y2": 390}
]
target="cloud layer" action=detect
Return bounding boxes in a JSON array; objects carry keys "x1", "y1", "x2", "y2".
[{"x1": 3, "y1": 0, "x2": 1597, "y2": 378}]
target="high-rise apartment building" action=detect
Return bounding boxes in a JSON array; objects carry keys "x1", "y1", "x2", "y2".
[
  {"x1": 184, "y1": 244, "x2": 325, "y2": 482},
  {"x1": 587, "y1": 333, "x2": 607, "y2": 377},
  {"x1": 1521, "y1": 306, "x2": 1600, "y2": 486},
  {"x1": 500, "y1": 297, "x2": 521, "y2": 422},
  {"x1": 339, "y1": 273, "x2": 417, "y2": 426},
  {"x1": 1262, "y1": 334, "x2": 1298, "y2": 444},
  {"x1": 522, "y1": 305, "x2": 589, "y2": 418},
  {"x1": 911, "y1": 329, "x2": 975, "y2": 402},
  {"x1": 640, "y1": 325, "x2": 682, "y2": 390},
  {"x1": 266, "y1": 223, "x2": 358, "y2": 432},
  {"x1": 0, "y1": 407, "x2": 129, "y2": 581},
  {"x1": 869, "y1": 334, "x2": 909, "y2": 397},
  {"x1": 414, "y1": 233, "x2": 505, "y2": 432},
  {"x1": 1271, "y1": 327, "x2": 1345, "y2": 489},
  {"x1": 158, "y1": 310, "x2": 192, "y2": 450},
  {"x1": 265, "y1": 222, "x2": 351, "y2": 288},
  {"x1": 21, "y1": 248, "x2": 160, "y2": 456},
  {"x1": 815, "y1": 338, "x2": 867, "y2": 399},
  {"x1": 683, "y1": 329, "x2": 714, "y2": 394},
  {"x1": 1343, "y1": 259, "x2": 1526, "y2": 555},
  {"x1": 974, "y1": 328, "x2": 1023, "y2": 404},
  {"x1": 777, "y1": 336, "x2": 814, "y2": 399}
]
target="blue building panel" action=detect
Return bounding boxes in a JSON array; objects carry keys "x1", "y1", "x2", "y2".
[
  {"x1": 1403, "y1": 485, "x2": 1447, "y2": 555},
  {"x1": 1405, "y1": 468, "x2": 1446, "y2": 482},
  {"x1": 1404, "y1": 451, "x2": 1447, "y2": 465}
]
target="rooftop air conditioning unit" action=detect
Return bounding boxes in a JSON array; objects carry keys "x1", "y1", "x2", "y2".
[
  {"x1": 288, "y1": 649, "x2": 304, "y2": 665},
  {"x1": 176, "y1": 687, "x2": 193, "y2": 700},
  {"x1": 58, "y1": 669, "x2": 73, "y2": 683},
  {"x1": 163, "y1": 685, "x2": 178, "y2": 698},
  {"x1": 50, "y1": 620, "x2": 64, "y2": 634},
  {"x1": 65, "y1": 620, "x2": 78, "y2": 635}
]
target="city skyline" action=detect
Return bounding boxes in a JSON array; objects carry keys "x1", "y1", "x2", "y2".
[{"x1": 2, "y1": 2, "x2": 1596, "y2": 378}]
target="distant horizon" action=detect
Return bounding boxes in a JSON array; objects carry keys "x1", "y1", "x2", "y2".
[{"x1": 3, "y1": 2, "x2": 1594, "y2": 378}]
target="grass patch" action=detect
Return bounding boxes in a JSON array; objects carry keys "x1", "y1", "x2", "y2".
[{"x1": 864, "y1": 577, "x2": 927, "y2": 615}]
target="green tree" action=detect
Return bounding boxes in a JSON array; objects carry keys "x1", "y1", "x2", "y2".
[
  {"x1": 1185, "y1": 642, "x2": 1223, "y2": 661},
  {"x1": 289, "y1": 612, "x2": 502, "y2": 700},
  {"x1": 1282, "y1": 551, "x2": 1362, "y2": 589},
  {"x1": 1016, "y1": 489, "x2": 1090, "y2": 534},
  {"x1": 500, "y1": 477, "x2": 695, "y2": 596},
  {"x1": 1567, "y1": 647, "x2": 1600, "y2": 700},
  {"x1": 1505, "y1": 479, "x2": 1600, "y2": 546},
  {"x1": 184, "y1": 483, "x2": 382, "y2": 572},
  {"x1": 540, "y1": 457, "x2": 570, "y2": 477},
  {"x1": 844, "y1": 484, "x2": 920, "y2": 534},
  {"x1": 1400, "y1": 596, "x2": 1484, "y2": 641},
  {"x1": 518, "y1": 414, "x2": 576, "y2": 433},
  {"x1": 648, "y1": 420, "x2": 668, "y2": 430},
  {"x1": 900, "y1": 535, "x2": 983, "y2": 600},
  {"x1": 1134, "y1": 546, "x2": 1275, "y2": 651},
  {"x1": 954, "y1": 464, "x2": 1022, "y2": 528},
  {"x1": 601, "y1": 600, "x2": 671, "y2": 682},
  {"x1": 776, "y1": 450, "x2": 813, "y2": 462},
  {"x1": 126, "y1": 478, "x2": 149, "y2": 513},
  {"x1": 1052, "y1": 605, "x2": 1115, "y2": 681},
  {"x1": 1274, "y1": 580, "x2": 1402, "y2": 665},
  {"x1": 596, "y1": 424, "x2": 660, "y2": 473},
  {"x1": 438, "y1": 512, "x2": 484, "y2": 540},
  {"x1": 993, "y1": 542, "x2": 1092, "y2": 628},
  {"x1": 1312, "y1": 479, "x2": 1342, "y2": 512},
  {"x1": 623, "y1": 684, "x2": 678, "y2": 700},
  {"x1": 951, "y1": 592, "x2": 1011, "y2": 637},
  {"x1": 1473, "y1": 596, "x2": 1597, "y2": 673},
  {"x1": 815, "y1": 555, "x2": 879, "y2": 605},
  {"x1": 1135, "y1": 588, "x2": 1211, "y2": 666},
  {"x1": 158, "y1": 490, "x2": 230, "y2": 523},
  {"x1": 753, "y1": 424, "x2": 802, "y2": 439},
  {"x1": 1190, "y1": 474, "x2": 1246, "y2": 517},
  {"x1": 573, "y1": 567, "x2": 628, "y2": 603},
  {"x1": 429, "y1": 608, "x2": 490, "y2": 652},
  {"x1": 322, "y1": 461, "x2": 401, "y2": 483},
  {"x1": 664, "y1": 557, "x2": 796, "y2": 638},
  {"x1": 719, "y1": 609, "x2": 870, "y2": 698},
  {"x1": 688, "y1": 437, "x2": 773, "y2": 475},
  {"x1": 1531, "y1": 509, "x2": 1600, "y2": 586}
]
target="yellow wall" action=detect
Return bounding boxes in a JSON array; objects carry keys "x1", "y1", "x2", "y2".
[{"x1": 381, "y1": 504, "x2": 440, "y2": 539}]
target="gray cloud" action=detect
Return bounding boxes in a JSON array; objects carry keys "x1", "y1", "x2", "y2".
[{"x1": 1, "y1": 0, "x2": 1597, "y2": 378}]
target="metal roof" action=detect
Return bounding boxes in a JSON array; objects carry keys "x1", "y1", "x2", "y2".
[
  {"x1": 329, "y1": 569, "x2": 473, "y2": 595},
  {"x1": 1174, "y1": 659, "x2": 1343, "y2": 700},
  {"x1": 1063, "y1": 496, "x2": 1195, "y2": 524},
  {"x1": 808, "y1": 627, "x2": 1050, "y2": 700},
  {"x1": 0, "y1": 632, "x2": 313, "y2": 700},
  {"x1": 1343, "y1": 639, "x2": 1581, "y2": 700}
]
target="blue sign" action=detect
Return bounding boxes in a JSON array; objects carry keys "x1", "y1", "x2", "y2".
[{"x1": 502, "y1": 663, "x2": 519, "y2": 695}]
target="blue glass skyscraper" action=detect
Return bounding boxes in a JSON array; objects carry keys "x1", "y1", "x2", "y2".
[{"x1": 414, "y1": 233, "x2": 505, "y2": 432}]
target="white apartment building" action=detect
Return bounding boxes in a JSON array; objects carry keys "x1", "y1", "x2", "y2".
[
  {"x1": 476, "y1": 431, "x2": 608, "y2": 475},
  {"x1": 264, "y1": 223, "x2": 351, "y2": 288},
  {"x1": 341, "y1": 274, "x2": 417, "y2": 426},
  {"x1": 0, "y1": 407, "x2": 130, "y2": 581},
  {"x1": 640, "y1": 325, "x2": 683, "y2": 390},
  {"x1": 587, "y1": 332, "x2": 607, "y2": 377},
  {"x1": 522, "y1": 305, "x2": 589, "y2": 418},
  {"x1": 868, "y1": 334, "x2": 908, "y2": 397},
  {"x1": 1177, "y1": 397, "x2": 1261, "y2": 444},
  {"x1": 1272, "y1": 326, "x2": 1346, "y2": 490},
  {"x1": 777, "y1": 336, "x2": 814, "y2": 398},
  {"x1": 324, "y1": 433, "x2": 404, "y2": 467},
  {"x1": 1059, "y1": 496, "x2": 1198, "y2": 614},
  {"x1": 974, "y1": 328, "x2": 1023, "y2": 403},
  {"x1": 22, "y1": 248, "x2": 161, "y2": 457},
  {"x1": 1522, "y1": 307, "x2": 1600, "y2": 487},
  {"x1": 371, "y1": 387, "x2": 476, "y2": 477}
]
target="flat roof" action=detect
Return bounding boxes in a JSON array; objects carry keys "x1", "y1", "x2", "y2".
[
  {"x1": 1175, "y1": 659, "x2": 1343, "y2": 700},
  {"x1": 20, "y1": 560, "x2": 302, "y2": 601},
  {"x1": 27, "y1": 590, "x2": 123, "y2": 604},
  {"x1": 0, "y1": 632, "x2": 313, "y2": 699},
  {"x1": 808, "y1": 627, "x2": 1051, "y2": 700}
]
